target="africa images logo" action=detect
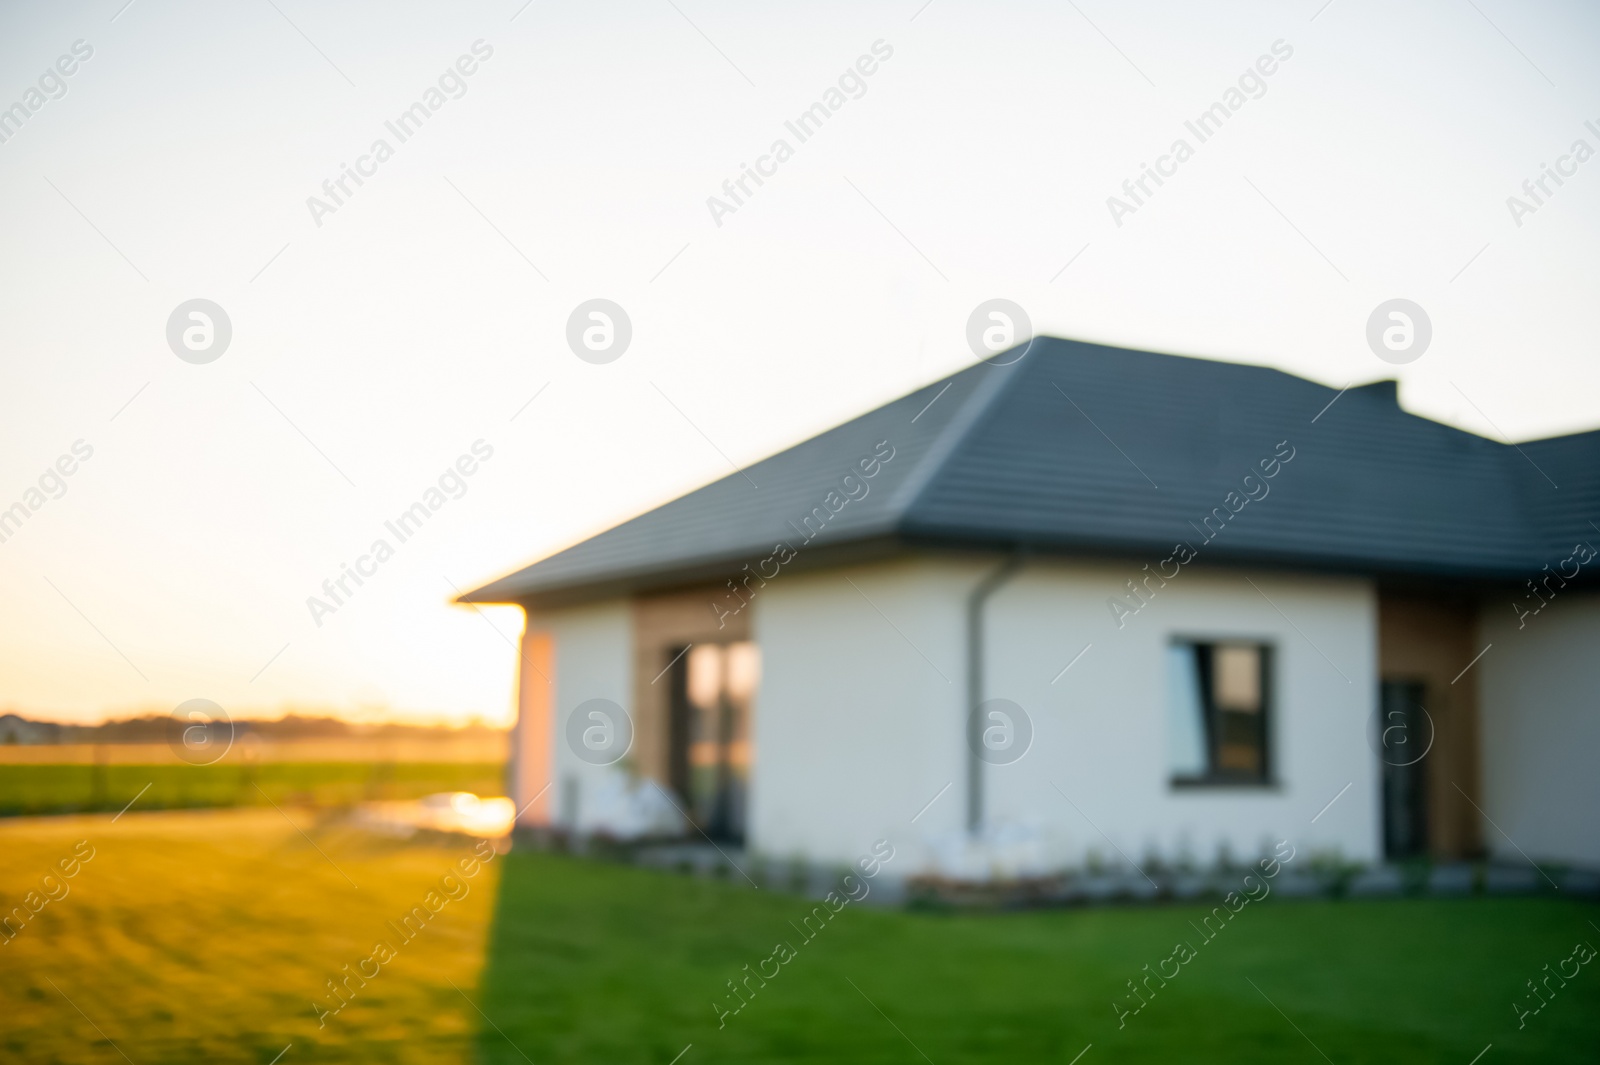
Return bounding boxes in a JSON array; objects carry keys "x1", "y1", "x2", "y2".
[{"x1": 166, "y1": 299, "x2": 232, "y2": 364}]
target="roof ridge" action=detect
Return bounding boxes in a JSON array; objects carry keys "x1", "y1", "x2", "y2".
[{"x1": 881, "y1": 355, "x2": 1030, "y2": 525}]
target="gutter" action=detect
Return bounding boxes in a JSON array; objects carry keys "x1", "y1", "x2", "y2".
[{"x1": 965, "y1": 549, "x2": 1026, "y2": 832}]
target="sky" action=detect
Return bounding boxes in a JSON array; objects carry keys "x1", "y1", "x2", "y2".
[{"x1": 0, "y1": 0, "x2": 1596, "y2": 726}]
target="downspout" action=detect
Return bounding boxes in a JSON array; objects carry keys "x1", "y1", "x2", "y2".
[{"x1": 966, "y1": 549, "x2": 1026, "y2": 833}]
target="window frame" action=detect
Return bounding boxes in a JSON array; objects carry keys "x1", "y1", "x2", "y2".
[{"x1": 1167, "y1": 636, "x2": 1277, "y2": 790}]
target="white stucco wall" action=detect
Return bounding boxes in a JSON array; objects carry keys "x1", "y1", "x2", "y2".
[
  {"x1": 534, "y1": 598, "x2": 634, "y2": 833},
  {"x1": 750, "y1": 557, "x2": 983, "y2": 868},
  {"x1": 981, "y1": 558, "x2": 1379, "y2": 872},
  {"x1": 1478, "y1": 590, "x2": 1600, "y2": 868},
  {"x1": 752, "y1": 554, "x2": 1381, "y2": 875}
]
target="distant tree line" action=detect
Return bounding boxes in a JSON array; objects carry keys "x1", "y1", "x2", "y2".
[{"x1": 0, "y1": 712, "x2": 503, "y2": 746}]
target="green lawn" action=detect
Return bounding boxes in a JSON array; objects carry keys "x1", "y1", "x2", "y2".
[
  {"x1": 3, "y1": 808, "x2": 1595, "y2": 1063},
  {"x1": 0, "y1": 810, "x2": 499, "y2": 1064},
  {"x1": 480, "y1": 850, "x2": 1600, "y2": 1064},
  {"x1": 0, "y1": 761, "x2": 503, "y2": 815}
]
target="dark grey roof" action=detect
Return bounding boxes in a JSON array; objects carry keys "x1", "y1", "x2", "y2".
[{"x1": 463, "y1": 337, "x2": 1597, "y2": 605}]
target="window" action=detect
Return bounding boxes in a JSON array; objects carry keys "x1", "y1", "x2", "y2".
[
  {"x1": 1167, "y1": 640, "x2": 1271, "y2": 784},
  {"x1": 667, "y1": 641, "x2": 758, "y2": 841}
]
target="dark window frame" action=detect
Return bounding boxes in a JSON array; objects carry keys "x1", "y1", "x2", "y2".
[
  {"x1": 1168, "y1": 638, "x2": 1276, "y2": 789},
  {"x1": 664, "y1": 640, "x2": 756, "y2": 843}
]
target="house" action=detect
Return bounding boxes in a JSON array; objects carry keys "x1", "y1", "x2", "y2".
[{"x1": 462, "y1": 337, "x2": 1600, "y2": 878}]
